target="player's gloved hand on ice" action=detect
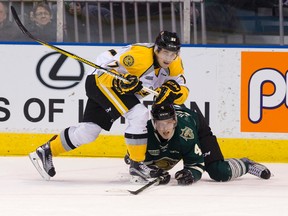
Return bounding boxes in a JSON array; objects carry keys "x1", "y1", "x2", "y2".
[
  {"x1": 158, "y1": 171, "x2": 171, "y2": 185},
  {"x1": 148, "y1": 165, "x2": 171, "y2": 185},
  {"x1": 154, "y1": 80, "x2": 183, "y2": 105},
  {"x1": 175, "y1": 169, "x2": 195, "y2": 185},
  {"x1": 113, "y1": 74, "x2": 143, "y2": 95}
]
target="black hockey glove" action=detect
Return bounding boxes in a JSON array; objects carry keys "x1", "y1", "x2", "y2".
[
  {"x1": 155, "y1": 80, "x2": 183, "y2": 105},
  {"x1": 148, "y1": 165, "x2": 171, "y2": 185},
  {"x1": 175, "y1": 169, "x2": 195, "y2": 185},
  {"x1": 158, "y1": 171, "x2": 171, "y2": 185},
  {"x1": 113, "y1": 74, "x2": 143, "y2": 95}
]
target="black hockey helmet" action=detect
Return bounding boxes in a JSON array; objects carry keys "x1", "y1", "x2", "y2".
[
  {"x1": 151, "y1": 104, "x2": 176, "y2": 121},
  {"x1": 155, "y1": 31, "x2": 181, "y2": 52}
]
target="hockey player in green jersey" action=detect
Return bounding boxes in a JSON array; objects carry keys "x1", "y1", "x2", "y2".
[
  {"x1": 145, "y1": 104, "x2": 205, "y2": 185},
  {"x1": 125, "y1": 104, "x2": 271, "y2": 185}
]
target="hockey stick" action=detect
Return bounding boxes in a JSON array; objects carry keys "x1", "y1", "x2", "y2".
[
  {"x1": 128, "y1": 178, "x2": 160, "y2": 195},
  {"x1": 10, "y1": 6, "x2": 158, "y2": 96}
]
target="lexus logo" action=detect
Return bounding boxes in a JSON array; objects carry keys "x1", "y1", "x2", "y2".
[{"x1": 36, "y1": 52, "x2": 85, "y2": 89}]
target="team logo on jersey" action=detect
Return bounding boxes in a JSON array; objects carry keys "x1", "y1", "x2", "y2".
[
  {"x1": 180, "y1": 126, "x2": 194, "y2": 141},
  {"x1": 105, "y1": 107, "x2": 112, "y2": 113},
  {"x1": 160, "y1": 143, "x2": 169, "y2": 152},
  {"x1": 123, "y1": 55, "x2": 134, "y2": 67},
  {"x1": 155, "y1": 159, "x2": 177, "y2": 170},
  {"x1": 203, "y1": 151, "x2": 211, "y2": 157}
]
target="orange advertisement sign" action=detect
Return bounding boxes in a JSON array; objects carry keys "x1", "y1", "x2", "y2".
[{"x1": 241, "y1": 51, "x2": 288, "y2": 133}]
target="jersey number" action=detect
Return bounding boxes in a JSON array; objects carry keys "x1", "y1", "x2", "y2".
[{"x1": 194, "y1": 144, "x2": 202, "y2": 156}]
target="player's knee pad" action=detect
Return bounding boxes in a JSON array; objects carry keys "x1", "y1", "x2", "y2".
[
  {"x1": 61, "y1": 122, "x2": 102, "y2": 149},
  {"x1": 205, "y1": 160, "x2": 232, "y2": 182},
  {"x1": 124, "y1": 103, "x2": 149, "y2": 134}
]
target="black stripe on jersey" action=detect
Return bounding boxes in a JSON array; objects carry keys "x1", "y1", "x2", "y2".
[
  {"x1": 125, "y1": 133, "x2": 148, "y2": 139},
  {"x1": 180, "y1": 74, "x2": 186, "y2": 84},
  {"x1": 108, "y1": 49, "x2": 117, "y2": 56},
  {"x1": 64, "y1": 128, "x2": 76, "y2": 150}
]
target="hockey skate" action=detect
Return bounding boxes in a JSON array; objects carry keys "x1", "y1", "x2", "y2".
[
  {"x1": 124, "y1": 152, "x2": 131, "y2": 165},
  {"x1": 129, "y1": 160, "x2": 163, "y2": 183},
  {"x1": 29, "y1": 136, "x2": 56, "y2": 181},
  {"x1": 241, "y1": 158, "x2": 271, "y2": 179}
]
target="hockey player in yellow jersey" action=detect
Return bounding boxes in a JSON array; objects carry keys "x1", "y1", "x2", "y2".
[{"x1": 29, "y1": 30, "x2": 189, "y2": 182}]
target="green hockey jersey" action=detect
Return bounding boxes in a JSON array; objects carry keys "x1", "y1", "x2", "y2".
[{"x1": 145, "y1": 106, "x2": 205, "y2": 182}]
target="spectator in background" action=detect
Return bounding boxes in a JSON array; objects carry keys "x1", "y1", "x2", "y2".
[
  {"x1": 28, "y1": 2, "x2": 57, "y2": 42},
  {"x1": 0, "y1": 2, "x2": 24, "y2": 41},
  {"x1": 64, "y1": 2, "x2": 110, "y2": 42}
]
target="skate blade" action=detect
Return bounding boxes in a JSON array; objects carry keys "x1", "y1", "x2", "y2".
[{"x1": 29, "y1": 152, "x2": 51, "y2": 181}]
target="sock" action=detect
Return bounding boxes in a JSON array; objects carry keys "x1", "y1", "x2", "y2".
[
  {"x1": 126, "y1": 144, "x2": 147, "y2": 162},
  {"x1": 50, "y1": 135, "x2": 67, "y2": 156},
  {"x1": 225, "y1": 158, "x2": 248, "y2": 180}
]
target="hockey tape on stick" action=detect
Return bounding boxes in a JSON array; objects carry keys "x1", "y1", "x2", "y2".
[
  {"x1": 128, "y1": 178, "x2": 160, "y2": 195},
  {"x1": 10, "y1": 6, "x2": 158, "y2": 96}
]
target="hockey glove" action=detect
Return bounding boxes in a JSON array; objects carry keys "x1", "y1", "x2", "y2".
[
  {"x1": 175, "y1": 169, "x2": 195, "y2": 185},
  {"x1": 113, "y1": 74, "x2": 143, "y2": 95},
  {"x1": 158, "y1": 172, "x2": 171, "y2": 185},
  {"x1": 148, "y1": 165, "x2": 171, "y2": 185},
  {"x1": 155, "y1": 80, "x2": 183, "y2": 105}
]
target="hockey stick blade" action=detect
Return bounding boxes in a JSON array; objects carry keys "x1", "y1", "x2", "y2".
[
  {"x1": 10, "y1": 6, "x2": 158, "y2": 96},
  {"x1": 128, "y1": 178, "x2": 160, "y2": 195}
]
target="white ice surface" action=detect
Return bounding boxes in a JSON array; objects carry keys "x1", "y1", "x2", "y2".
[{"x1": 0, "y1": 157, "x2": 287, "y2": 216}]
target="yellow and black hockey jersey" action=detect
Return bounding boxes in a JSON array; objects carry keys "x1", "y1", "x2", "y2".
[{"x1": 92, "y1": 43, "x2": 189, "y2": 105}]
